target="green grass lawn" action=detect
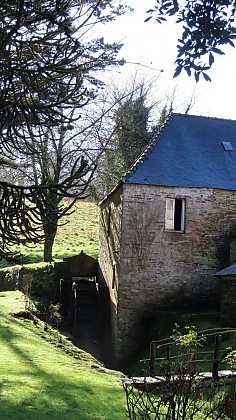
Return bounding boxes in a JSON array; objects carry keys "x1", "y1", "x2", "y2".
[
  {"x1": 0, "y1": 201, "x2": 99, "y2": 268},
  {"x1": 0, "y1": 291, "x2": 127, "y2": 419}
]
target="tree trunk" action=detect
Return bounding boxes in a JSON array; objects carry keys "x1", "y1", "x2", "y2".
[{"x1": 43, "y1": 222, "x2": 58, "y2": 262}]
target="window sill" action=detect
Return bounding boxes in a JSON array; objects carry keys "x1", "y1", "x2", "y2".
[{"x1": 165, "y1": 229, "x2": 185, "y2": 233}]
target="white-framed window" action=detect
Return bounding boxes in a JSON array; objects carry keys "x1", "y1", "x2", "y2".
[{"x1": 165, "y1": 198, "x2": 185, "y2": 232}]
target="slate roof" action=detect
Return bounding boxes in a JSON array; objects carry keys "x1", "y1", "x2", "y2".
[
  {"x1": 124, "y1": 113, "x2": 236, "y2": 190},
  {"x1": 215, "y1": 263, "x2": 236, "y2": 277}
]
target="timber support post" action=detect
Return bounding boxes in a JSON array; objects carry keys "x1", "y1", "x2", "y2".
[
  {"x1": 212, "y1": 334, "x2": 222, "y2": 381},
  {"x1": 149, "y1": 341, "x2": 156, "y2": 376},
  {"x1": 166, "y1": 344, "x2": 171, "y2": 380}
]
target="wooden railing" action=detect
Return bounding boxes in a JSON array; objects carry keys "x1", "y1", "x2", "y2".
[{"x1": 146, "y1": 328, "x2": 236, "y2": 379}]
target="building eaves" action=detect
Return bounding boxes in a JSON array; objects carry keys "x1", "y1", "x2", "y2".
[
  {"x1": 124, "y1": 113, "x2": 236, "y2": 190},
  {"x1": 215, "y1": 263, "x2": 236, "y2": 277}
]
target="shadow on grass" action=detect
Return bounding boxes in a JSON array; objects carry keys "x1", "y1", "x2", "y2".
[{"x1": 0, "y1": 312, "x2": 126, "y2": 420}]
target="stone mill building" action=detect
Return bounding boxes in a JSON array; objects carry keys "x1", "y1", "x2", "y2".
[{"x1": 98, "y1": 113, "x2": 236, "y2": 364}]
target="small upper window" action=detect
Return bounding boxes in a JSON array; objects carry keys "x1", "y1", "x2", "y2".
[
  {"x1": 222, "y1": 141, "x2": 234, "y2": 151},
  {"x1": 165, "y1": 198, "x2": 185, "y2": 232}
]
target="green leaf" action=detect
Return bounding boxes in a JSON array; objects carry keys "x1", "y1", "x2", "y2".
[
  {"x1": 211, "y1": 47, "x2": 225, "y2": 55},
  {"x1": 144, "y1": 16, "x2": 152, "y2": 23},
  {"x1": 228, "y1": 39, "x2": 235, "y2": 47},
  {"x1": 202, "y1": 72, "x2": 211, "y2": 82},
  {"x1": 195, "y1": 72, "x2": 200, "y2": 83},
  {"x1": 173, "y1": 65, "x2": 182, "y2": 78},
  {"x1": 186, "y1": 67, "x2": 191, "y2": 76},
  {"x1": 168, "y1": 8, "x2": 177, "y2": 16},
  {"x1": 156, "y1": 16, "x2": 166, "y2": 23},
  {"x1": 209, "y1": 52, "x2": 214, "y2": 66}
]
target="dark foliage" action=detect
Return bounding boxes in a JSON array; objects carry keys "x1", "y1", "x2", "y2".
[
  {"x1": 146, "y1": 1, "x2": 236, "y2": 81},
  {"x1": 0, "y1": 0, "x2": 125, "y2": 261},
  {"x1": 114, "y1": 96, "x2": 153, "y2": 170}
]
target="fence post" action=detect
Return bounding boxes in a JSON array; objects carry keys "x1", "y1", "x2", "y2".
[
  {"x1": 149, "y1": 342, "x2": 156, "y2": 376},
  {"x1": 212, "y1": 334, "x2": 222, "y2": 380},
  {"x1": 165, "y1": 344, "x2": 171, "y2": 380},
  {"x1": 190, "y1": 350, "x2": 197, "y2": 375}
]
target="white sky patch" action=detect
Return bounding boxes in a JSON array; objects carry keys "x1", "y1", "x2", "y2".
[{"x1": 97, "y1": 0, "x2": 236, "y2": 120}]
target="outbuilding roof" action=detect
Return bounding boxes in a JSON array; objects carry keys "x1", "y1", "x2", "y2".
[
  {"x1": 124, "y1": 113, "x2": 236, "y2": 190},
  {"x1": 215, "y1": 263, "x2": 236, "y2": 277}
]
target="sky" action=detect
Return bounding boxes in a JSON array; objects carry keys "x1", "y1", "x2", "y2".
[{"x1": 101, "y1": 0, "x2": 236, "y2": 120}]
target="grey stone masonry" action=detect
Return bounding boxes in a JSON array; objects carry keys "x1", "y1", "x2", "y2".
[{"x1": 99, "y1": 184, "x2": 236, "y2": 362}]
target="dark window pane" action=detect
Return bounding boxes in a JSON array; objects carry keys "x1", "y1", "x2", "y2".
[{"x1": 174, "y1": 199, "x2": 182, "y2": 231}]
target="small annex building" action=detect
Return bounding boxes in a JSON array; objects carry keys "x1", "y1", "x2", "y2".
[
  {"x1": 215, "y1": 260, "x2": 236, "y2": 328},
  {"x1": 98, "y1": 113, "x2": 236, "y2": 363}
]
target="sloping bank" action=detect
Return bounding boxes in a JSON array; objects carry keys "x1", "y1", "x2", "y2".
[{"x1": 0, "y1": 291, "x2": 127, "y2": 420}]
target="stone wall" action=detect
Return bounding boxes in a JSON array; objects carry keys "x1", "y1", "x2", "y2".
[
  {"x1": 98, "y1": 184, "x2": 123, "y2": 356},
  {"x1": 0, "y1": 264, "x2": 57, "y2": 303},
  {"x1": 99, "y1": 184, "x2": 236, "y2": 363}
]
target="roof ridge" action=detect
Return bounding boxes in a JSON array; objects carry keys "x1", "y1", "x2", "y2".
[
  {"x1": 172, "y1": 112, "x2": 236, "y2": 123},
  {"x1": 123, "y1": 113, "x2": 173, "y2": 181},
  {"x1": 99, "y1": 114, "x2": 173, "y2": 205}
]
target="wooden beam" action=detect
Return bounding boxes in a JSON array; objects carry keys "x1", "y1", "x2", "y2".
[{"x1": 212, "y1": 334, "x2": 222, "y2": 380}]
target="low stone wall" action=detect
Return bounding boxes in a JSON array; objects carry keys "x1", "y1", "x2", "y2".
[
  {"x1": 0, "y1": 264, "x2": 58, "y2": 302},
  {"x1": 0, "y1": 267, "x2": 21, "y2": 291}
]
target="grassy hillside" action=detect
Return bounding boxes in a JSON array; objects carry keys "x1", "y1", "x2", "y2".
[
  {"x1": 0, "y1": 201, "x2": 99, "y2": 268},
  {"x1": 0, "y1": 291, "x2": 127, "y2": 419},
  {"x1": 53, "y1": 201, "x2": 99, "y2": 260}
]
